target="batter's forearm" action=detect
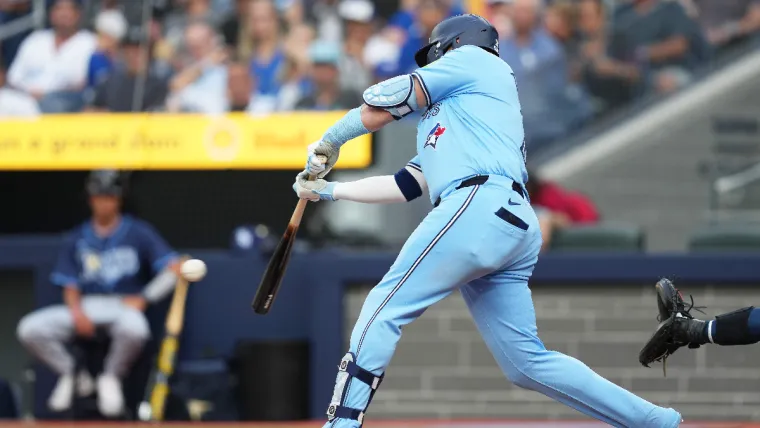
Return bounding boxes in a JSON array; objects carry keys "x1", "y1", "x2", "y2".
[
  {"x1": 360, "y1": 105, "x2": 395, "y2": 132},
  {"x1": 334, "y1": 175, "x2": 408, "y2": 204}
]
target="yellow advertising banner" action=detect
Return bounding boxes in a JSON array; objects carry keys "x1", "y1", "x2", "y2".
[{"x1": 0, "y1": 112, "x2": 372, "y2": 170}]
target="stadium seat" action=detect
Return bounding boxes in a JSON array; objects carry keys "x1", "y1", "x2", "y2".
[
  {"x1": 550, "y1": 222, "x2": 645, "y2": 252},
  {"x1": 688, "y1": 225, "x2": 760, "y2": 251}
]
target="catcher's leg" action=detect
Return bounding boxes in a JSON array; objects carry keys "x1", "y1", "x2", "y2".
[
  {"x1": 462, "y1": 272, "x2": 683, "y2": 428},
  {"x1": 679, "y1": 307, "x2": 760, "y2": 346},
  {"x1": 654, "y1": 279, "x2": 760, "y2": 347}
]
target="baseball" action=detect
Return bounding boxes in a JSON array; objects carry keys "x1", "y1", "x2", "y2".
[{"x1": 180, "y1": 259, "x2": 207, "y2": 282}]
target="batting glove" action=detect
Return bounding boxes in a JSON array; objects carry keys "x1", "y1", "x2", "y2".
[
  {"x1": 306, "y1": 140, "x2": 340, "y2": 179},
  {"x1": 293, "y1": 172, "x2": 337, "y2": 201}
]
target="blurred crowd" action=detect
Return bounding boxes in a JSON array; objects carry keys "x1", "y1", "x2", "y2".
[{"x1": 0, "y1": 0, "x2": 759, "y2": 147}]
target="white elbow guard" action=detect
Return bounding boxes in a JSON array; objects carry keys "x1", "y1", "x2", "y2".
[{"x1": 363, "y1": 75, "x2": 420, "y2": 120}]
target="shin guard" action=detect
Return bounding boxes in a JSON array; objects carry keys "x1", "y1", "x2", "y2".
[
  {"x1": 327, "y1": 353, "x2": 383, "y2": 425},
  {"x1": 713, "y1": 306, "x2": 759, "y2": 345}
]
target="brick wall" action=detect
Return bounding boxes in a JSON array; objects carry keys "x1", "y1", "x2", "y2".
[{"x1": 344, "y1": 284, "x2": 760, "y2": 421}]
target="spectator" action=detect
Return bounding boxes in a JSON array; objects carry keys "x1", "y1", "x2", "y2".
[
  {"x1": 577, "y1": 0, "x2": 641, "y2": 112},
  {"x1": 337, "y1": 0, "x2": 374, "y2": 93},
  {"x1": 486, "y1": 0, "x2": 513, "y2": 39},
  {"x1": 0, "y1": 0, "x2": 33, "y2": 68},
  {"x1": 0, "y1": 68, "x2": 40, "y2": 117},
  {"x1": 545, "y1": 1, "x2": 579, "y2": 59},
  {"x1": 166, "y1": 21, "x2": 227, "y2": 113},
  {"x1": 500, "y1": 0, "x2": 571, "y2": 149},
  {"x1": 220, "y1": 0, "x2": 250, "y2": 53},
  {"x1": 88, "y1": 30, "x2": 170, "y2": 112},
  {"x1": 225, "y1": 61, "x2": 274, "y2": 113},
  {"x1": 247, "y1": 0, "x2": 286, "y2": 99},
  {"x1": 534, "y1": 205, "x2": 571, "y2": 253},
  {"x1": 295, "y1": 41, "x2": 361, "y2": 110},
  {"x1": 87, "y1": 9, "x2": 128, "y2": 90},
  {"x1": 691, "y1": 0, "x2": 760, "y2": 53},
  {"x1": 163, "y1": 0, "x2": 221, "y2": 60},
  {"x1": 526, "y1": 170, "x2": 600, "y2": 225},
  {"x1": 16, "y1": 170, "x2": 180, "y2": 417},
  {"x1": 7, "y1": 0, "x2": 96, "y2": 113},
  {"x1": 387, "y1": 0, "x2": 465, "y2": 36},
  {"x1": 277, "y1": 23, "x2": 315, "y2": 110},
  {"x1": 376, "y1": 0, "x2": 448, "y2": 78},
  {"x1": 610, "y1": 0, "x2": 704, "y2": 94},
  {"x1": 309, "y1": 0, "x2": 342, "y2": 44}
]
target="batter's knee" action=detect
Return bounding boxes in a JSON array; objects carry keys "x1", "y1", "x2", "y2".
[{"x1": 112, "y1": 309, "x2": 150, "y2": 342}]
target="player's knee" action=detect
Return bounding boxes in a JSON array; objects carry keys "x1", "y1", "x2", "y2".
[
  {"x1": 112, "y1": 310, "x2": 150, "y2": 342},
  {"x1": 17, "y1": 313, "x2": 45, "y2": 343},
  {"x1": 505, "y1": 366, "x2": 535, "y2": 390}
]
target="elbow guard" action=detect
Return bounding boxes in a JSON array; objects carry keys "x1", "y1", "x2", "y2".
[
  {"x1": 363, "y1": 75, "x2": 420, "y2": 120},
  {"x1": 394, "y1": 167, "x2": 423, "y2": 201}
]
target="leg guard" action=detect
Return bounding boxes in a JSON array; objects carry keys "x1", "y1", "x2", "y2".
[
  {"x1": 327, "y1": 353, "x2": 383, "y2": 425},
  {"x1": 713, "y1": 306, "x2": 759, "y2": 345}
]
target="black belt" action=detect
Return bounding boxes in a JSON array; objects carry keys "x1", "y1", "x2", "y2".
[{"x1": 433, "y1": 175, "x2": 525, "y2": 207}]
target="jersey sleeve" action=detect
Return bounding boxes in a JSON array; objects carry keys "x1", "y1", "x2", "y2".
[
  {"x1": 411, "y1": 46, "x2": 479, "y2": 105},
  {"x1": 138, "y1": 221, "x2": 178, "y2": 273},
  {"x1": 50, "y1": 233, "x2": 80, "y2": 288},
  {"x1": 406, "y1": 155, "x2": 421, "y2": 173}
]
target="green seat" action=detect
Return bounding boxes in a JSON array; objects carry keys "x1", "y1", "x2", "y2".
[
  {"x1": 550, "y1": 222, "x2": 645, "y2": 252},
  {"x1": 689, "y1": 226, "x2": 760, "y2": 252}
]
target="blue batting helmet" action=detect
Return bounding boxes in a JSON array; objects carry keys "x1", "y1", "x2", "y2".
[{"x1": 414, "y1": 14, "x2": 500, "y2": 67}]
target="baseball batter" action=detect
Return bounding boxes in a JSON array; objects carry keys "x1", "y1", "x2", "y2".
[
  {"x1": 292, "y1": 14, "x2": 683, "y2": 428},
  {"x1": 16, "y1": 170, "x2": 180, "y2": 417}
]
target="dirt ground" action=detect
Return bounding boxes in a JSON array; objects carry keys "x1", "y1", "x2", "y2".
[{"x1": 0, "y1": 421, "x2": 754, "y2": 428}]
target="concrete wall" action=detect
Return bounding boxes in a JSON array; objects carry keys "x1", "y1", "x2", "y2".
[{"x1": 345, "y1": 284, "x2": 760, "y2": 421}]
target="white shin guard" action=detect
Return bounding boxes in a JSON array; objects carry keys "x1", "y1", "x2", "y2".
[{"x1": 326, "y1": 353, "x2": 383, "y2": 425}]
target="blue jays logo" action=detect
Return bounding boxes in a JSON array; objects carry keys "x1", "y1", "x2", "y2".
[{"x1": 424, "y1": 123, "x2": 446, "y2": 150}]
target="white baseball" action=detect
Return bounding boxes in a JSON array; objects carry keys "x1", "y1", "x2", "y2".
[{"x1": 180, "y1": 259, "x2": 207, "y2": 282}]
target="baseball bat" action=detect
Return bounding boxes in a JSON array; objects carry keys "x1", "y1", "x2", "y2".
[
  {"x1": 252, "y1": 155, "x2": 326, "y2": 315},
  {"x1": 138, "y1": 258, "x2": 191, "y2": 422}
]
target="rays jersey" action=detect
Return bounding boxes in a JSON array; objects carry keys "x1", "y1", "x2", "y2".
[
  {"x1": 51, "y1": 215, "x2": 177, "y2": 295},
  {"x1": 408, "y1": 45, "x2": 527, "y2": 204}
]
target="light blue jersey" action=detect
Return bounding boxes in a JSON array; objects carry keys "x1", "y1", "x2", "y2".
[
  {"x1": 409, "y1": 45, "x2": 527, "y2": 204},
  {"x1": 323, "y1": 35, "x2": 681, "y2": 428}
]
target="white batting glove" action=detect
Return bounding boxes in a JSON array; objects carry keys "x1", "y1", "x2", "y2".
[
  {"x1": 292, "y1": 172, "x2": 337, "y2": 201},
  {"x1": 306, "y1": 140, "x2": 340, "y2": 179}
]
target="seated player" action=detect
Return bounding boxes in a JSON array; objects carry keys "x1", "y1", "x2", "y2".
[
  {"x1": 640, "y1": 278, "x2": 760, "y2": 371},
  {"x1": 16, "y1": 170, "x2": 180, "y2": 417}
]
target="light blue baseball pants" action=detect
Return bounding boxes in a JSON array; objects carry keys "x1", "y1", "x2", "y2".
[{"x1": 325, "y1": 175, "x2": 682, "y2": 428}]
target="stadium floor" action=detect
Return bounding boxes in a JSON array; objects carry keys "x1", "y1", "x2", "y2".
[{"x1": 0, "y1": 421, "x2": 756, "y2": 428}]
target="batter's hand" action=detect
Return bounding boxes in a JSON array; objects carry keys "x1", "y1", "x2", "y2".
[
  {"x1": 72, "y1": 310, "x2": 95, "y2": 338},
  {"x1": 306, "y1": 140, "x2": 339, "y2": 179},
  {"x1": 293, "y1": 172, "x2": 336, "y2": 201}
]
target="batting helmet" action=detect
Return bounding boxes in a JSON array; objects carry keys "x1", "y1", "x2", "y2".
[
  {"x1": 414, "y1": 14, "x2": 500, "y2": 67},
  {"x1": 86, "y1": 169, "x2": 124, "y2": 196}
]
